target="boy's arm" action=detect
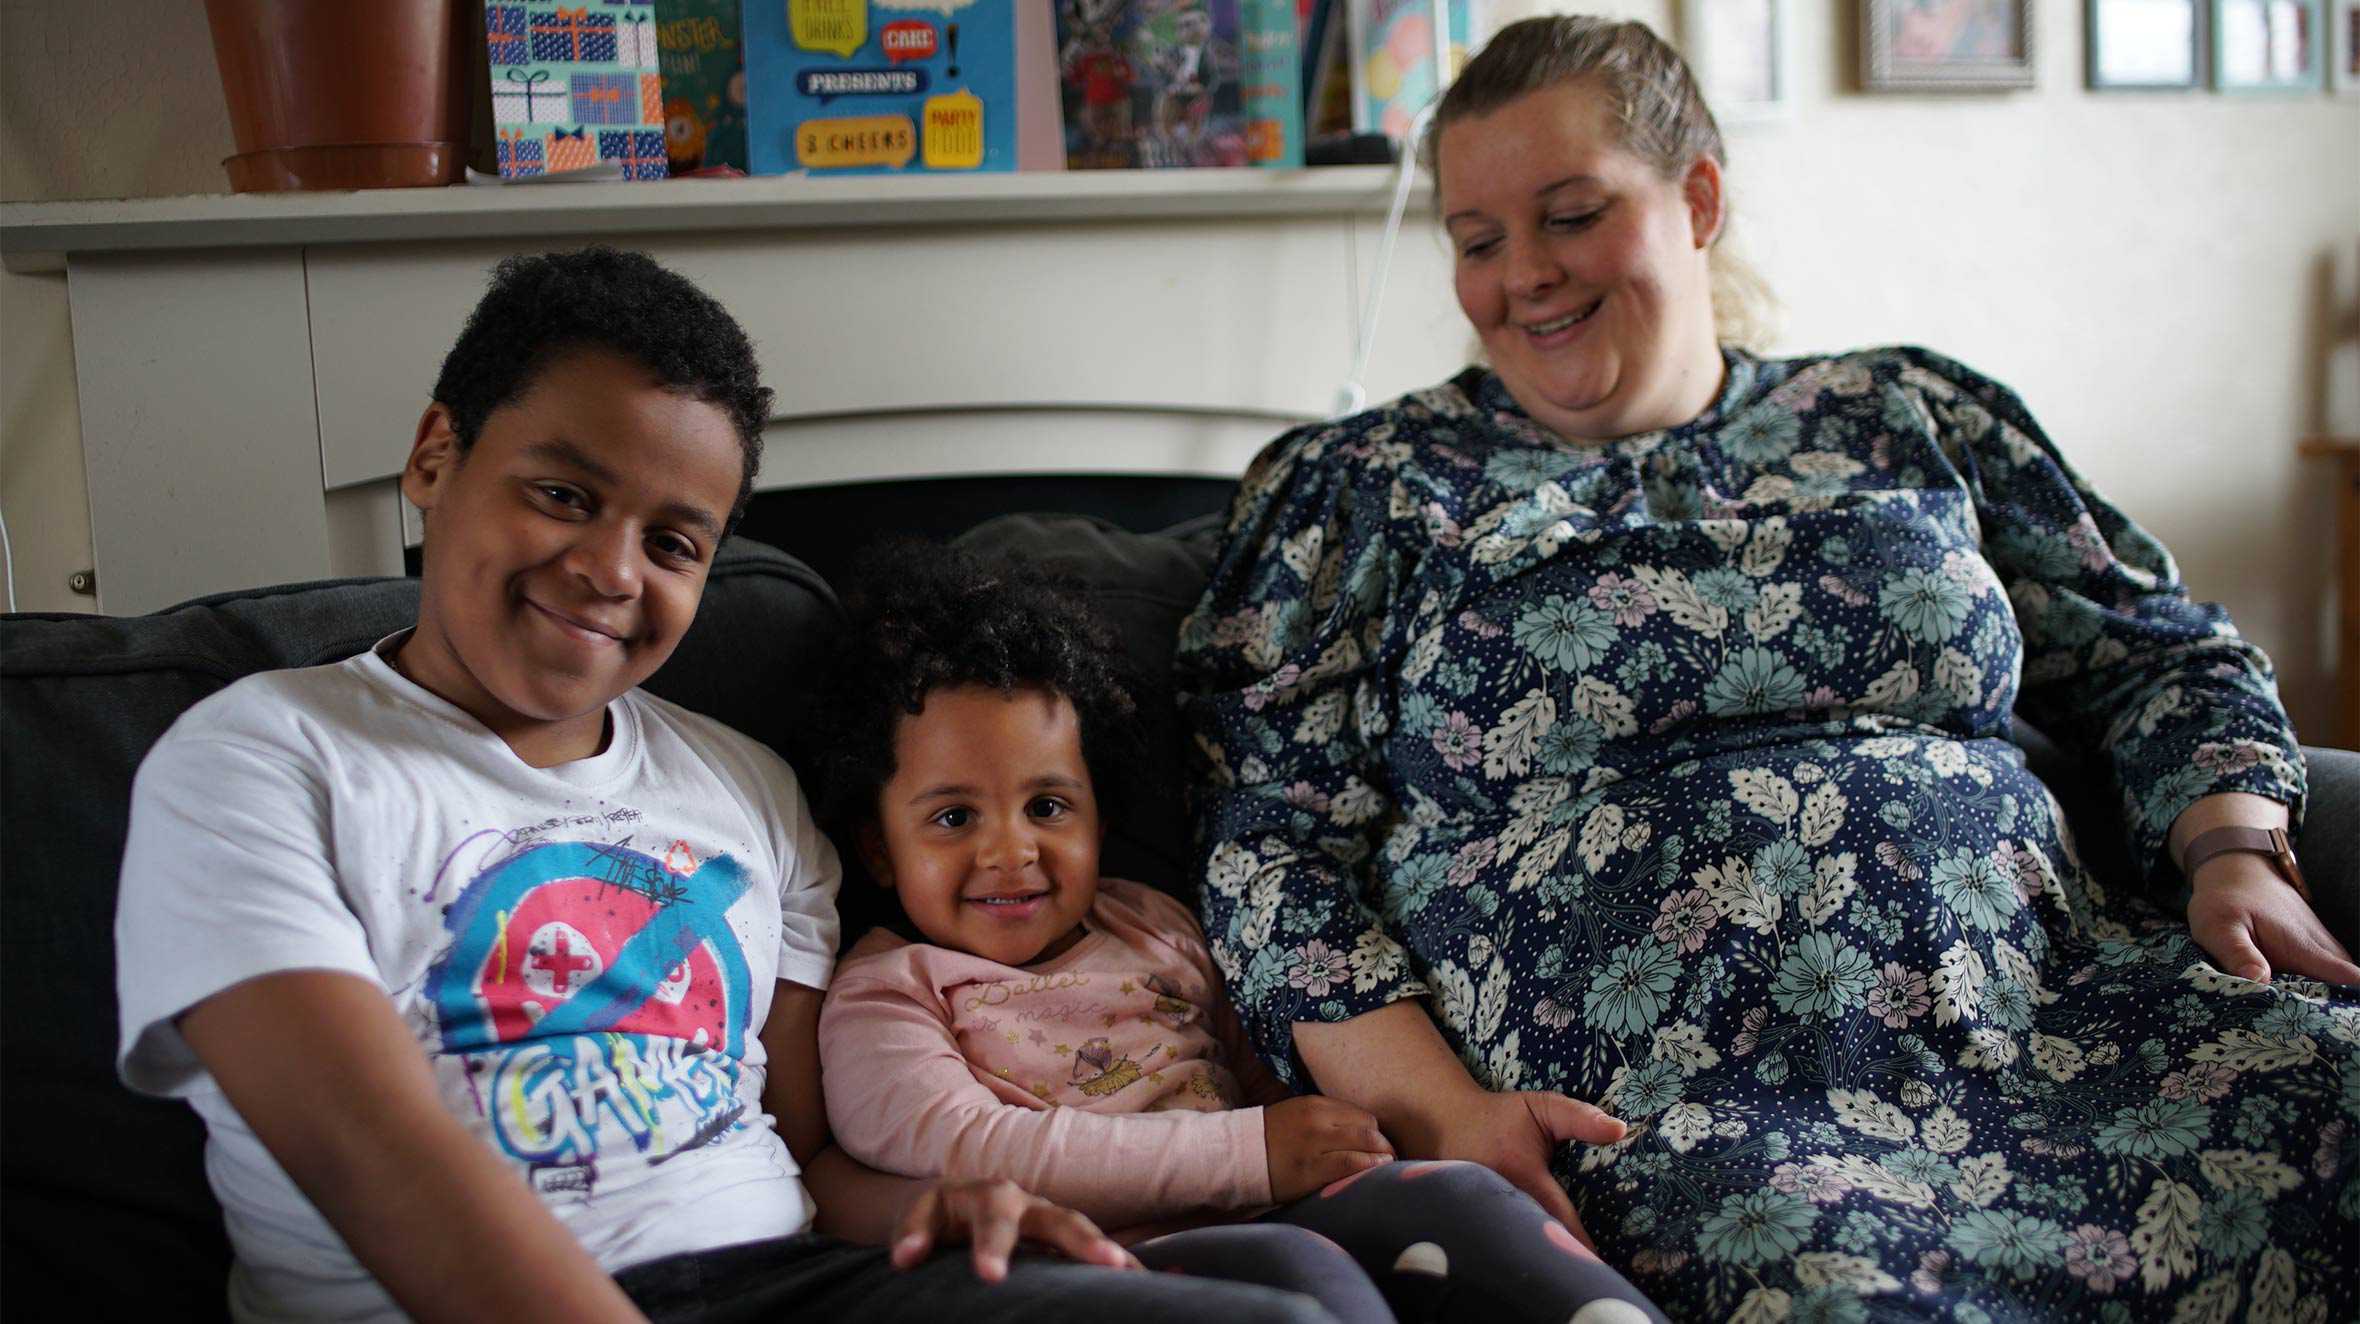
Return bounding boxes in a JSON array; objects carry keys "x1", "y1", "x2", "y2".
[
  {"x1": 179, "y1": 971, "x2": 644, "y2": 1324},
  {"x1": 801, "y1": 1143, "x2": 938, "y2": 1242},
  {"x1": 802, "y1": 1147, "x2": 1137, "y2": 1280},
  {"x1": 820, "y1": 972, "x2": 1270, "y2": 1229},
  {"x1": 756, "y1": 980, "x2": 829, "y2": 1164}
]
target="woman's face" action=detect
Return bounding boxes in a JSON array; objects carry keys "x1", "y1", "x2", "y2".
[{"x1": 1438, "y1": 81, "x2": 1725, "y2": 442}]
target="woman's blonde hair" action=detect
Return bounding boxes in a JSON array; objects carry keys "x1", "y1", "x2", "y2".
[{"x1": 1418, "y1": 15, "x2": 1777, "y2": 350}]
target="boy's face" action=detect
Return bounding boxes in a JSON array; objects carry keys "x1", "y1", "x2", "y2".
[
  {"x1": 864, "y1": 685, "x2": 1103, "y2": 967},
  {"x1": 398, "y1": 349, "x2": 742, "y2": 765}
]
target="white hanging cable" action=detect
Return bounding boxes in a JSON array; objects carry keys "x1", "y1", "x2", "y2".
[
  {"x1": 0, "y1": 505, "x2": 18, "y2": 613},
  {"x1": 1331, "y1": 98, "x2": 1437, "y2": 420},
  {"x1": 1331, "y1": 3, "x2": 1454, "y2": 419}
]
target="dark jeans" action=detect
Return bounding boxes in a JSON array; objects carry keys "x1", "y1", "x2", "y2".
[
  {"x1": 1135, "y1": 1160, "x2": 1668, "y2": 1324},
  {"x1": 615, "y1": 1232, "x2": 1338, "y2": 1324}
]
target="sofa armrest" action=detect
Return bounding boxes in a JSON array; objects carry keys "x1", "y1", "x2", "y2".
[{"x1": 2297, "y1": 745, "x2": 2360, "y2": 956}]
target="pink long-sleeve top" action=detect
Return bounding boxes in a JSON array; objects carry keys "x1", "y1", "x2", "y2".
[{"x1": 819, "y1": 878, "x2": 1291, "y2": 1231}]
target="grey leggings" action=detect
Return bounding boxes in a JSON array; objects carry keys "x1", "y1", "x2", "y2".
[
  {"x1": 1131, "y1": 1159, "x2": 1668, "y2": 1324},
  {"x1": 617, "y1": 1232, "x2": 1337, "y2": 1324}
]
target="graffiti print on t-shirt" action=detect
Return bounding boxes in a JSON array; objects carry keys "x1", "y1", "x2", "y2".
[{"x1": 426, "y1": 832, "x2": 757, "y2": 1194}]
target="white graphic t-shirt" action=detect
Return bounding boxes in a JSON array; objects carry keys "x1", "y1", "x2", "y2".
[{"x1": 115, "y1": 641, "x2": 840, "y2": 1323}]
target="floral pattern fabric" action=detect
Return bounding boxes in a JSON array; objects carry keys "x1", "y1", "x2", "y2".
[{"x1": 1174, "y1": 347, "x2": 2357, "y2": 1321}]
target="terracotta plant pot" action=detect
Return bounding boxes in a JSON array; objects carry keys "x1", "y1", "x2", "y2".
[{"x1": 203, "y1": 0, "x2": 471, "y2": 192}]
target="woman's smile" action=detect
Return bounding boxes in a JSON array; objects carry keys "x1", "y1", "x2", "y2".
[{"x1": 1519, "y1": 296, "x2": 1605, "y2": 348}]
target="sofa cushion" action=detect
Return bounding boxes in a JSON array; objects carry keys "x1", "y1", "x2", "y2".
[
  {"x1": 0, "y1": 536, "x2": 835, "y2": 1319},
  {"x1": 952, "y1": 512, "x2": 1222, "y2": 899}
]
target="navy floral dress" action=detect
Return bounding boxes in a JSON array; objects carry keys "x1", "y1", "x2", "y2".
[{"x1": 1174, "y1": 348, "x2": 2359, "y2": 1322}]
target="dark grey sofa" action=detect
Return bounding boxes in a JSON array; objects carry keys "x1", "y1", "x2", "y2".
[{"x1": 4, "y1": 519, "x2": 2355, "y2": 1320}]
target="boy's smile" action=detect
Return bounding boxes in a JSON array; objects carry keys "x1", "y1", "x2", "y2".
[
  {"x1": 865, "y1": 685, "x2": 1103, "y2": 967},
  {"x1": 395, "y1": 349, "x2": 743, "y2": 768}
]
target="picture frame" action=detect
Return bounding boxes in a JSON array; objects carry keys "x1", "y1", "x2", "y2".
[
  {"x1": 1863, "y1": 0, "x2": 2038, "y2": 90},
  {"x1": 2085, "y1": 0, "x2": 2204, "y2": 88},
  {"x1": 2211, "y1": 0, "x2": 2324, "y2": 90},
  {"x1": 1681, "y1": 0, "x2": 1792, "y2": 122},
  {"x1": 2331, "y1": 0, "x2": 2360, "y2": 91}
]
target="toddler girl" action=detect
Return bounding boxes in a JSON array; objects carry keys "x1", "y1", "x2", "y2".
[{"x1": 816, "y1": 543, "x2": 1665, "y2": 1324}]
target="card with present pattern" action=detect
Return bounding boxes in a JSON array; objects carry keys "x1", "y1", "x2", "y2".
[{"x1": 488, "y1": 1, "x2": 668, "y2": 179}]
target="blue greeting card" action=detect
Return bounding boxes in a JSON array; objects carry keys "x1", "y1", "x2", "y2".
[{"x1": 745, "y1": 0, "x2": 1020, "y2": 174}]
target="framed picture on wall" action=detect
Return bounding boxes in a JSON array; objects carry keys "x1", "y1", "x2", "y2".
[
  {"x1": 2332, "y1": 0, "x2": 2360, "y2": 90},
  {"x1": 1681, "y1": 0, "x2": 1791, "y2": 121},
  {"x1": 2212, "y1": 0, "x2": 2324, "y2": 90},
  {"x1": 2086, "y1": 0, "x2": 2204, "y2": 87},
  {"x1": 1863, "y1": 0, "x2": 2038, "y2": 89}
]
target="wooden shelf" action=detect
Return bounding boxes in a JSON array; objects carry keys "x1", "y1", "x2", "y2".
[{"x1": 0, "y1": 167, "x2": 1426, "y2": 271}]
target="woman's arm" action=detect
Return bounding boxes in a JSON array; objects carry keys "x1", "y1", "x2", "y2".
[
  {"x1": 180, "y1": 971, "x2": 645, "y2": 1324},
  {"x1": 1919, "y1": 356, "x2": 2306, "y2": 888},
  {"x1": 2170, "y1": 791, "x2": 2359, "y2": 983},
  {"x1": 1175, "y1": 420, "x2": 1626, "y2": 1239},
  {"x1": 1908, "y1": 357, "x2": 2327, "y2": 970},
  {"x1": 1172, "y1": 429, "x2": 1435, "y2": 1083},
  {"x1": 1294, "y1": 1001, "x2": 1622, "y2": 1243}
]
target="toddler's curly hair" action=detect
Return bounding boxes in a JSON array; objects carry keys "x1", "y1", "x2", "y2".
[{"x1": 821, "y1": 541, "x2": 1143, "y2": 828}]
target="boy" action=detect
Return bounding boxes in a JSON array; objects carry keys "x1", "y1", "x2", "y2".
[{"x1": 114, "y1": 250, "x2": 1320, "y2": 1324}]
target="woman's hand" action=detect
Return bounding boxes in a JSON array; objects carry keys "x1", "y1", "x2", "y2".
[
  {"x1": 1263, "y1": 1095, "x2": 1395, "y2": 1202},
  {"x1": 1390, "y1": 1087, "x2": 1627, "y2": 1249},
  {"x1": 2186, "y1": 856, "x2": 2360, "y2": 985},
  {"x1": 1295, "y1": 1001, "x2": 1625, "y2": 1246},
  {"x1": 889, "y1": 1178, "x2": 1140, "y2": 1283}
]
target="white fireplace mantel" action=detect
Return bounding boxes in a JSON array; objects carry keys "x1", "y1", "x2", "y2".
[{"x1": 0, "y1": 169, "x2": 1460, "y2": 615}]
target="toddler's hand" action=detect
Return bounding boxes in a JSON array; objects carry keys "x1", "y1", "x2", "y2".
[{"x1": 1263, "y1": 1095, "x2": 1393, "y2": 1203}]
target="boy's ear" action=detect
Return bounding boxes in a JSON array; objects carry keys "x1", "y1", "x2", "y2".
[
  {"x1": 855, "y1": 820, "x2": 895, "y2": 890},
  {"x1": 401, "y1": 403, "x2": 464, "y2": 515}
]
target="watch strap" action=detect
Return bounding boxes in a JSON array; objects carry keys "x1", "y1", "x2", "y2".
[{"x1": 2181, "y1": 825, "x2": 2310, "y2": 903}]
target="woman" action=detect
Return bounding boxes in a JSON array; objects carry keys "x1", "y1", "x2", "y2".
[{"x1": 1174, "y1": 16, "x2": 2359, "y2": 1320}]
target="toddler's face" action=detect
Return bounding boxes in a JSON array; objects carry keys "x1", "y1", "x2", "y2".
[{"x1": 865, "y1": 685, "x2": 1102, "y2": 966}]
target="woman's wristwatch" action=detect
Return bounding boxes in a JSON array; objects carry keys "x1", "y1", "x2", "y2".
[{"x1": 2180, "y1": 826, "x2": 2311, "y2": 903}]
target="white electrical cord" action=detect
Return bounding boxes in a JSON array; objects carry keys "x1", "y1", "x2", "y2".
[
  {"x1": 1331, "y1": 1, "x2": 1454, "y2": 419},
  {"x1": 0, "y1": 505, "x2": 18, "y2": 613},
  {"x1": 1331, "y1": 98, "x2": 1438, "y2": 420}
]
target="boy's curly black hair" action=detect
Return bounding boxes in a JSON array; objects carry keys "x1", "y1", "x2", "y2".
[
  {"x1": 821, "y1": 541, "x2": 1143, "y2": 830},
  {"x1": 430, "y1": 247, "x2": 773, "y2": 528}
]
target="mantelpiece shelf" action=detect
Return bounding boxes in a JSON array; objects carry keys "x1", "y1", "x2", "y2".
[
  {"x1": 0, "y1": 166, "x2": 1424, "y2": 271},
  {"x1": 18, "y1": 164, "x2": 1460, "y2": 614}
]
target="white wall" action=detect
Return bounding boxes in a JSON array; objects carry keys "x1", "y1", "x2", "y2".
[
  {"x1": 2, "y1": 0, "x2": 2355, "y2": 736},
  {"x1": 1, "y1": 0, "x2": 232, "y2": 612}
]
